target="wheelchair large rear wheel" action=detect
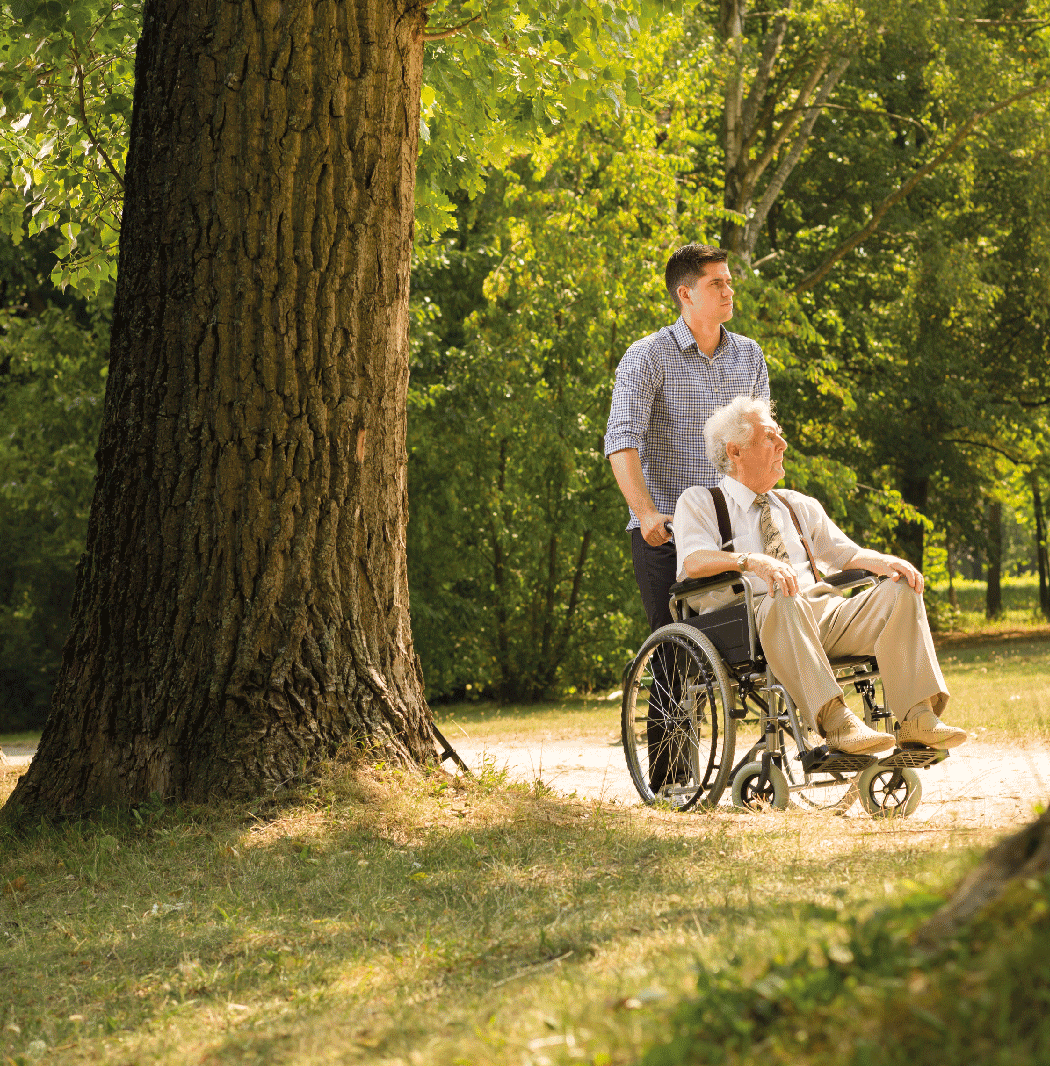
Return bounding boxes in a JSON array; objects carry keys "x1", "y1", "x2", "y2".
[{"x1": 621, "y1": 623, "x2": 736, "y2": 809}]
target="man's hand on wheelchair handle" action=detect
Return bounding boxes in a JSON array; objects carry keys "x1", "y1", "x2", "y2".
[
  {"x1": 745, "y1": 552, "x2": 800, "y2": 598},
  {"x1": 641, "y1": 511, "x2": 675, "y2": 546}
]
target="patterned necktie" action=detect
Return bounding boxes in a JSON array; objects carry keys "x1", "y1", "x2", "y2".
[{"x1": 753, "y1": 493, "x2": 791, "y2": 563}]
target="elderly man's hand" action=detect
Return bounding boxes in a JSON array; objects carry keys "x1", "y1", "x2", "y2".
[
  {"x1": 746, "y1": 553, "x2": 800, "y2": 598},
  {"x1": 880, "y1": 556, "x2": 925, "y2": 595}
]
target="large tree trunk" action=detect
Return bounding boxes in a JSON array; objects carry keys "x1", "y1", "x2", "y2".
[{"x1": 6, "y1": 0, "x2": 435, "y2": 815}]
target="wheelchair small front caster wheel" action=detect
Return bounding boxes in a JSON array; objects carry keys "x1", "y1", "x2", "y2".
[
  {"x1": 857, "y1": 765, "x2": 922, "y2": 818},
  {"x1": 732, "y1": 761, "x2": 788, "y2": 811}
]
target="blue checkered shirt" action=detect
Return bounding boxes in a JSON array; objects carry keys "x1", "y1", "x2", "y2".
[{"x1": 604, "y1": 318, "x2": 769, "y2": 530}]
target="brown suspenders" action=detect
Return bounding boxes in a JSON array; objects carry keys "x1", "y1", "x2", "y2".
[
  {"x1": 772, "y1": 490, "x2": 824, "y2": 581},
  {"x1": 707, "y1": 486, "x2": 823, "y2": 581}
]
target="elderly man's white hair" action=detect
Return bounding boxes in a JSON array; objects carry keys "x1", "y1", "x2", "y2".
[{"x1": 704, "y1": 397, "x2": 777, "y2": 476}]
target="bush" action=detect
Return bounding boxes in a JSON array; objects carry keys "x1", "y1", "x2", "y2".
[{"x1": 0, "y1": 307, "x2": 108, "y2": 730}]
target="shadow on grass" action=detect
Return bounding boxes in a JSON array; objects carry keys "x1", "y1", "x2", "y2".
[{"x1": 0, "y1": 758, "x2": 993, "y2": 1065}]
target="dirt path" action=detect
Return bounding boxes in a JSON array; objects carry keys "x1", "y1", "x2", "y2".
[
  {"x1": 6, "y1": 736, "x2": 1047, "y2": 829},
  {"x1": 451, "y1": 733, "x2": 1050, "y2": 829}
]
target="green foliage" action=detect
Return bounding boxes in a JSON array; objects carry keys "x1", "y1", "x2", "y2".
[
  {"x1": 409, "y1": 189, "x2": 646, "y2": 696},
  {"x1": 0, "y1": 0, "x2": 675, "y2": 292},
  {"x1": 0, "y1": 305, "x2": 108, "y2": 730},
  {"x1": 409, "y1": 33, "x2": 732, "y2": 700},
  {"x1": 0, "y1": 0, "x2": 136, "y2": 298},
  {"x1": 417, "y1": 0, "x2": 675, "y2": 237}
]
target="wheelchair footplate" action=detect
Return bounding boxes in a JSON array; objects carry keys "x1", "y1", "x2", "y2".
[
  {"x1": 798, "y1": 744, "x2": 877, "y2": 774},
  {"x1": 877, "y1": 745, "x2": 949, "y2": 770}
]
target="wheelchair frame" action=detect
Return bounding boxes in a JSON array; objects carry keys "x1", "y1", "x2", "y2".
[{"x1": 620, "y1": 569, "x2": 946, "y2": 817}]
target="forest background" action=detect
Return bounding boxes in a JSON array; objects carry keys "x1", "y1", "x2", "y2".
[{"x1": 1, "y1": 0, "x2": 1049, "y2": 734}]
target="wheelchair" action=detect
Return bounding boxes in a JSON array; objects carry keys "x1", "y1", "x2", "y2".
[{"x1": 620, "y1": 569, "x2": 948, "y2": 817}]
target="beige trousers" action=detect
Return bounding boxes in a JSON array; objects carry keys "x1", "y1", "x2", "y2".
[{"x1": 755, "y1": 579, "x2": 949, "y2": 733}]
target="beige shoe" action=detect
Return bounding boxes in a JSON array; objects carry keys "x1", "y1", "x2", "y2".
[
  {"x1": 897, "y1": 709, "x2": 968, "y2": 749},
  {"x1": 818, "y1": 699, "x2": 895, "y2": 755}
]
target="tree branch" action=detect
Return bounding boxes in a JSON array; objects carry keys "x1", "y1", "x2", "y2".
[
  {"x1": 71, "y1": 48, "x2": 124, "y2": 190},
  {"x1": 722, "y1": 0, "x2": 748, "y2": 173},
  {"x1": 791, "y1": 79, "x2": 1050, "y2": 295},
  {"x1": 781, "y1": 101, "x2": 930, "y2": 134},
  {"x1": 741, "y1": 44, "x2": 813, "y2": 157},
  {"x1": 740, "y1": 9, "x2": 791, "y2": 142},
  {"x1": 743, "y1": 53, "x2": 850, "y2": 257},
  {"x1": 941, "y1": 438, "x2": 1026, "y2": 464},
  {"x1": 423, "y1": 13, "x2": 482, "y2": 40},
  {"x1": 745, "y1": 52, "x2": 830, "y2": 187}
]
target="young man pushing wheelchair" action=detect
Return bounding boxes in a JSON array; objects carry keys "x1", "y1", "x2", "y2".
[{"x1": 672, "y1": 397, "x2": 967, "y2": 756}]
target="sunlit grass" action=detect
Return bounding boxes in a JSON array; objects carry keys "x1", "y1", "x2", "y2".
[
  {"x1": 931, "y1": 575, "x2": 1050, "y2": 635},
  {"x1": 3, "y1": 626, "x2": 1049, "y2": 1066},
  {"x1": 436, "y1": 635, "x2": 1050, "y2": 748},
  {"x1": 436, "y1": 695, "x2": 622, "y2": 744},
  {"x1": 936, "y1": 640, "x2": 1050, "y2": 740},
  {"x1": 0, "y1": 751, "x2": 1001, "y2": 1066}
]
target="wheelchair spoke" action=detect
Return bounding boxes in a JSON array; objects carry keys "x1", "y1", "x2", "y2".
[{"x1": 621, "y1": 627, "x2": 736, "y2": 810}]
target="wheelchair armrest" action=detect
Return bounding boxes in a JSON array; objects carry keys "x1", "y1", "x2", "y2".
[
  {"x1": 824, "y1": 568, "x2": 878, "y2": 591},
  {"x1": 669, "y1": 571, "x2": 745, "y2": 598}
]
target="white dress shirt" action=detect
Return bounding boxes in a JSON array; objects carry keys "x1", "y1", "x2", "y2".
[{"x1": 673, "y1": 475, "x2": 862, "y2": 611}]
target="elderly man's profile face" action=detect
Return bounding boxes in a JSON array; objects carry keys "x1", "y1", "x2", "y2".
[{"x1": 730, "y1": 413, "x2": 787, "y2": 492}]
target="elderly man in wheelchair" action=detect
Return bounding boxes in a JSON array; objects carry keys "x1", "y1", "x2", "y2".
[{"x1": 620, "y1": 396, "x2": 966, "y2": 816}]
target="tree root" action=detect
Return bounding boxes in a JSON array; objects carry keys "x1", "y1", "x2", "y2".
[{"x1": 917, "y1": 808, "x2": 1050, "y2": 946}]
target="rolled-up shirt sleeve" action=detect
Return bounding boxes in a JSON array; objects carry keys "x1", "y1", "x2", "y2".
[
  {"x1": 673, "y1": 487, "x2": 722, "y2": 580},
  {"x1": 604, "y1": 343, "x2": 659, "y2": 456}
]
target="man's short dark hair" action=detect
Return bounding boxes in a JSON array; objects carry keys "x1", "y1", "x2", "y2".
[{"x1": 665, "y1": 244, "x2": 729, "y2": 310}]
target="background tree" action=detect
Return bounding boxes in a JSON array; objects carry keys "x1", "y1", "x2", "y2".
[{"x1": 408, "y1": 76, "x2": 719, "y2": 700}]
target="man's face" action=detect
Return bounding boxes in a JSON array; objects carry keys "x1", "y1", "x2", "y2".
[
  {"x1": 731, "y1": 413, "x2": 787, "y2": 493},
  {"x1": 680, "y1": 262, "x2": 734, "y2": 323}
]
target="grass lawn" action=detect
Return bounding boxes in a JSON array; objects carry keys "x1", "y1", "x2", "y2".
[
  {"x1": 0, "y1": 755, "x2": 999, "y2": 1066},
  {"x1": 1, "y1": 626, "x2": 1048, "y2": 1066},
  {"x1": 931, "y1": 575, "x2": 1050, "y2": 636}
]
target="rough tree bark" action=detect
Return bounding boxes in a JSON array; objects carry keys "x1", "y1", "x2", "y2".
[{"x1": 6, "y1": 0, "x2": 436, "y2": 814}]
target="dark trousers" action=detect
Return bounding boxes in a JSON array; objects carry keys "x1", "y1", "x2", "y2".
[
  {"x1": 630, "y1": 531, "x2": 684, "y2": 789},
  {"x1": 630, "y1": 530, "x2": 678, "y2": 632}
]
